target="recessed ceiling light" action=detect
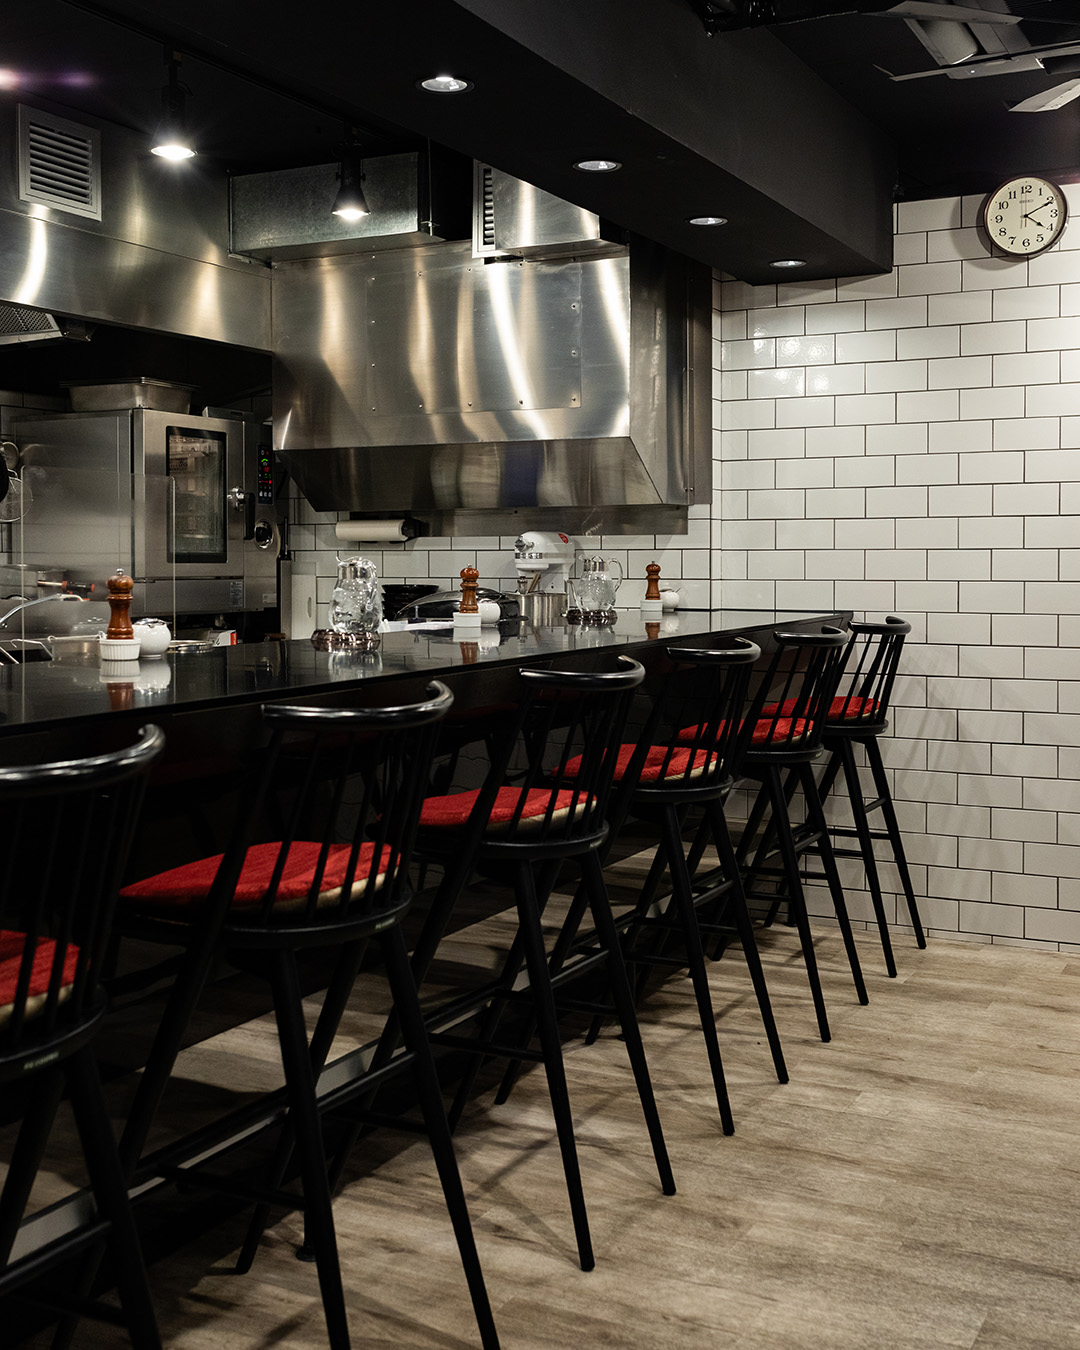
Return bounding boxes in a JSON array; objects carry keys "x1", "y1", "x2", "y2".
[
  {"x1": 574, "y1": 158, "x2": 621, "y2": 172},
  {"x1": 688, "y1": 215, "x2": 727, "y2": 226},
  {"x1": 770, "y1": 258, "x2": 807, "y2": 268},
  {"x1": 419, "y1": 74, "x2": 473, "y2": 93}
]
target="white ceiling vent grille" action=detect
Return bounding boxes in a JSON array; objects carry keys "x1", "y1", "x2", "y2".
[{"x1": 17, "y1": 105, "x2": 102, "y2": 221}]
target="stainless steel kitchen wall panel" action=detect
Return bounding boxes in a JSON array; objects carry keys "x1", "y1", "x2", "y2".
[
  {"x1": 367, "y1": 256, "x2": 584, "y2": 415},
  {"x1": 0, "y1": 97, "x2": 270, "y2": 347},
  {"x1": 0, "y1": 206, "x2": 271, "y2": 347},
  {"x1": 1, "y1": 97, "x2": 242, "y2": 270},
  {"x1": 274, "y1": 241, "x2": 629, "y2": 450}
]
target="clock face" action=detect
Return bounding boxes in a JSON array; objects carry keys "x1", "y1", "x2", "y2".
[{"x1": 983, "y1": 177, "x2": 1068, "y2": 257}]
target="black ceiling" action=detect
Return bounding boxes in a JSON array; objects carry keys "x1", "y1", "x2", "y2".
[
  {"x1": 4, "y1": 0, "x2": 1080, "y2": 282},
  {"x1": 774, "y1": 1, "x2": 1080, "y2": 199}
]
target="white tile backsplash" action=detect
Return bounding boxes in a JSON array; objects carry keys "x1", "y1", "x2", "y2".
[{"x1": 716, "y1": 192, "x2": 1080, "y2": 949}]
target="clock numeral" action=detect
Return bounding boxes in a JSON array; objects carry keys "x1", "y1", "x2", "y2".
[{"x1": 1037, "y1": 234, "x2": 1045, "y2": 244}]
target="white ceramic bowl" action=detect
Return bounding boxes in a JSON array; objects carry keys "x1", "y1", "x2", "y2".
[{"x1": 99, "y1": 635, "x2": 141, "y2": 661}]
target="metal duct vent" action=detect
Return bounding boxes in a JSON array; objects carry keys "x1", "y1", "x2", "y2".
[
  {"x1": 0, "y1": 303, "x2": 61, "y2": 344},
  {"x1": 17, "y1": 105, "x2": 102, "y2": 221},
  {"x1": 479, "y1": 165, "x2": 497, "y2": 250},
  {"x1": 0, "y1": 304, "x2": 94, "y2": 345}
]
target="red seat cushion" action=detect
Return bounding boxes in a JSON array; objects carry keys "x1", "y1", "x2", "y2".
[
  {"x1": 419, "y1": 785, "x2": 587, "y2": 833},
  {"x1": 763, "y1": 696, "x2": 880, "y2": 722},
  {"x1": 677, "y1": 717, "x2": 809, "y2": 746},
  {"x1": 0, "y1": 930, "x2": 79, "y2": 1025},
  {"x1": 120, "y1": 840, "x2": 394, "y2": 913},
  {"x1": 563, "y1": 743, "x2": 718, "y2": 784}
]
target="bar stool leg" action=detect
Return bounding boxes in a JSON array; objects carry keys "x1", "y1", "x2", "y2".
[
  {"x1": 797, "y1": 763, "x2": 869, "y2": 1007},
  {"x1": 866, "y1": 738, "x2": 927, "y2": 948},
  {"x1": 835, "y1": 740, "x2": 898, "y2": 978},
  {"x1": 660, "y1": 806, "x2": 735, "y2": 1135},
  {"x1": 703, "y1": 799, "x2": 789, "y2": 1085},
  {"x1": 496, "y1": 878, "x2": 591, "y2": 1101},
  {"x1": 380, "y1": 926, "x2": 501, "y2": 1350},
  {"x1": 269, "y1": 950, "x2": 351, "y2": 1350},
  {"x1": 66, "y1": 1048, "x2": 163, "y2": 1350},
  {"x1": 515, "y1": 860, "x2": 595, "y2": 1272},
  {"x1": 579, "y1": 850, "x2": 677, "y2": 1194},
  {"x1": 762, "y1": 764, "x2": 832, "y2": 1043},
  {"x1": 0, "y1": 1074, "x2": 63, "y2": 1265},
  {"x1": 237, "y1": 940, "x2": 369, "y2": 1274}
]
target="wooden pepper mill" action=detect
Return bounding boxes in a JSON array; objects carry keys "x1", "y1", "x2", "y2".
[
  {"x1": 106, "y1": 569, "x2": 135, "y2": 639},
  {"x1": 641, "y1": 561, "x2": 663, "y2": 616},
  {"x1": 454, "y1": 565, "x2": 482, "y2": 631}
]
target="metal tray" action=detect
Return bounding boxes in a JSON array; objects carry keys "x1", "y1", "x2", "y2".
[
  {"x1": 167, "y1": 638, "x2": 218, "y2": 654},
  {"x1": 62, "y1": 378, "x2": 195, "y2": 413}
]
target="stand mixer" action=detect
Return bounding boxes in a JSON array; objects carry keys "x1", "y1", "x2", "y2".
[{"x1": 513, "y1": 530, "x2": 575, "y2": 626}]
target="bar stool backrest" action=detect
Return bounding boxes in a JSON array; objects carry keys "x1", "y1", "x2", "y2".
[
  {"x1": 206, "y1": 682, "x2": 455, "y2": 931},
  {"x1": 831, "y1": 615, "x2": 911, "y2": 730},
  {"x1": 0, "y1": 724, "x2": 163, "y2": 1072},
  {"x1": 628, "y1": 638, "x2": 760, "y2": 804},
  {"x1": 745, "y1": 626, "x2": 852, "y2": 759},
  {"x1": 461, "y1": 656, "x2": 645, "y2": 852}
]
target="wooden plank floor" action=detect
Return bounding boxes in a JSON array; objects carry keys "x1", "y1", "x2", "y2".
[{"x1": 19, "y1": 865, "x2": 1080, "y2": 1349}]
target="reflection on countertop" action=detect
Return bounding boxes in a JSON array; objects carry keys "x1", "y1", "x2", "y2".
[{"x1": 0, "y1": 609, "x2": 841, "y2": 736}]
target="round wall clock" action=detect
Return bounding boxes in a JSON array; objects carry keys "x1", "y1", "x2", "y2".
[{"x1": 982, "y1": 176, "x2": 1068, "y2": 257}]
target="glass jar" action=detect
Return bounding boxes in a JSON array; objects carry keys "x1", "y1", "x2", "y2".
[{"x1": 329, "y1": 556, "x2": 382, "y2": 648}]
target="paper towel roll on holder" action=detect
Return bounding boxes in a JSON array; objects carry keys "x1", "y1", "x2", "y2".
[{"x1": 333, "y1": 517, "x2": 425, "y2": 544}]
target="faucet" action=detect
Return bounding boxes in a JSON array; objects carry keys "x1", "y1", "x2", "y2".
[{"x1": 0, "y1": 593, "x2": 86, "y2": 629}]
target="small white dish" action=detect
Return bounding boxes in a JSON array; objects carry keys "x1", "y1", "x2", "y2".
[{"x1": 99, "y1": 635, "x2": 141, "y2": 661}]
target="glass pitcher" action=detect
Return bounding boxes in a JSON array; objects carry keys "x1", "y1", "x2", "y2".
[
  {"x1": 576, "y1": 554, "x2": 624, "y2": 616},
  {"x1": 330, "y1": 555, "x2": 382, "y2": 648}
]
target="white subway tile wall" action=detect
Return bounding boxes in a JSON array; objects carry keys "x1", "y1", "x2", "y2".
[
  {"x1": 717, "y1": 188, "x2": 1080, "y2": 950},
  {"x1": 287, "y1": 493, "x2": 717, "y2": 626}
]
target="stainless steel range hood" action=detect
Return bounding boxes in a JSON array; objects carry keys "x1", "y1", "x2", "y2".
[{"x1": 272, "y1": 174, "x2": 709, "y2": 535}]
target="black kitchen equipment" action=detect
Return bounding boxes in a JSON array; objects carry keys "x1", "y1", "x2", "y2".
[{"x1": 382, "y1": 583, "x2": 439, "y2": 614}]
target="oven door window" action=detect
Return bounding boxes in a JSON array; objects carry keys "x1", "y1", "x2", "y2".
[{"x1": 166, "y1": 427, "x2": 227, "y2": 564}]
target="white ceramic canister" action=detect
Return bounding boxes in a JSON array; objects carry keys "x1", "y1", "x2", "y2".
[{"x1": 132, "y1": 617, "x2": 172, "y2": 657}]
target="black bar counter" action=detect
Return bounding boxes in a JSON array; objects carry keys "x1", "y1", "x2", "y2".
[{"x1": 0, "y1": 608, "x2": 843, "y2": 745}]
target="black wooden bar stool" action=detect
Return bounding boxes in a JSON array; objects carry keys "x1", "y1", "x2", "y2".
[
  {"x1": 495, "y1": 638, "x2": 789, "y2": 1134},
  {"x1": 383, "y1": 655, "x2": 675, "y2": 1274},
  {"x1": 811, "y1": 616, "x2": 927, "y2": 973},
  {"x1": 0, "y1": 725, "x2": 163, "y2": 1348},
  {"x1": 114, "y1": 683, "x2": 500, "y2": 1350},
  {"x1": 734, "y1": 626, "x2": 868, "y2": 1044}
]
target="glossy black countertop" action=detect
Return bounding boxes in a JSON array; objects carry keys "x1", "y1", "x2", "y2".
[{"x1": 0, "y1": 609, "x2": 843, "y2": 738}]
